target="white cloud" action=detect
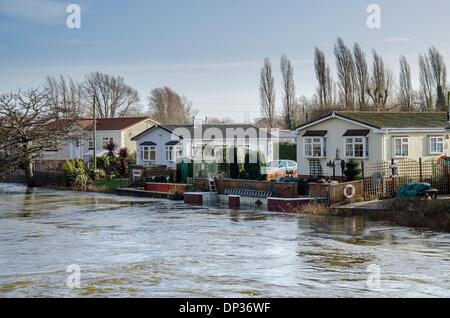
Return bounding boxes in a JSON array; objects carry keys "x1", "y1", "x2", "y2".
[
  {"x1": 0, "y1": 0, "x2": 67, "y2": 23},
  {"x1": 385, "y1": 37, "x2": 412, "y2": 43}
]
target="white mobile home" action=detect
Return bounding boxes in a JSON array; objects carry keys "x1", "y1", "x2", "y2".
[{"x1": 295, "y1": 112, "x2": 450, "y2": 178}]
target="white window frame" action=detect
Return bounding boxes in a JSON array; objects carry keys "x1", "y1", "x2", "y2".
[
  {"x1": 429, "y1": 136, "x2": 444, "y2": 155},
  {"x1": 88, "y1": 138, "x2": 94, "y2": 150},
  {"x1": 141, "y1": 146, "x2": 156, "y2": 163},
  {"x1": 344, "y1": 136, "x2": 368, "y2": 159},
  {"x1": 166, "y1": 145, "x2": 182, "y2": 162},
  {"x1": 393, "y1": 137, "x2": 409, "y2": 158},
  {"x1": 303, "y1": 137, "x2": 325, "y2": 158}
]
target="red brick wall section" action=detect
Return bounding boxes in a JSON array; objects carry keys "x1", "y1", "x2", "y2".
[
  {"x1": 215, "y1": 179, "x2": 298, "y2": 198},
  {"x1": 188, "y1": 178, "x2": 209, "y2": 190},
  {"x1": 228, "y1": 195, "x2": 240, "y2": 208},
  {"x1": 184, "y1": 193, "x2": 203, "y2": 205},
  {"x1": 145, "y1": 183, "x2": 187, "y2": 193}
]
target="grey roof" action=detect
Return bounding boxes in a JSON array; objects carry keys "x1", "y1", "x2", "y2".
[
  {"x1": 161, "y1": 124, "x2": 271, "y2": 138},
  {"x1": 296, "y1": 111, "x2": 450, "y2": 130}
]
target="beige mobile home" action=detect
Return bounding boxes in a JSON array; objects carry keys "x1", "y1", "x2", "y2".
[{"x1": 295, "y1": 112, "x2": 450, "y2": 178}]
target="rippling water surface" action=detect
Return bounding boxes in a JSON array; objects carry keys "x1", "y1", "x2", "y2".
[{"x1": 0, "y1": 183, "x2": 449, "y2": 297}]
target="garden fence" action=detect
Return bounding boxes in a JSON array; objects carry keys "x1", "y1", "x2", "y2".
[{"x1": 361, "y1": 157, "x2": 450, "y2": 200}]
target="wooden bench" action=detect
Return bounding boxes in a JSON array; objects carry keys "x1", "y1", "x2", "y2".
[
  {"x1": 423, "y1": 189, "x2": 439, "y2": 200},
  {"x1": 224, "y1": 188, "x2": 273, "y2": 198}
]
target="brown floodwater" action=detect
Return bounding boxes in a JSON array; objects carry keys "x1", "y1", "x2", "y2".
[{"x1": 0, "y1": 183, "x2": 449, "y2": 297}]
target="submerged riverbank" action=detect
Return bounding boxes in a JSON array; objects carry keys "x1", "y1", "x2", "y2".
[{"x1": 0, "y1": 183, "x2": 449, "y2": 297}]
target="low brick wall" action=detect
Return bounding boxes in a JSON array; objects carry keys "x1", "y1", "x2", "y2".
[
  {"x1": 187, "y1": 178, "x2": 209, "y2": 190},
  {"x1": 215, "y1": 179, "x2": 298, "y2": 198},
  {"x1": 145, "y1": 182, "x2": 187, "y2": 193}
]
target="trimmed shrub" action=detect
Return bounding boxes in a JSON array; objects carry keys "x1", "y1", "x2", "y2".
[
  {"x1": 278, "y1": 142, "x2": 297, "y2": 161},
  {"x1": 344, "y1": 159, "x2": 361, "y2": 181}
]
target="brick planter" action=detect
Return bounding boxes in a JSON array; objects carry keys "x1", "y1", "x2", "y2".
[
  {"x1": 228, "y1": 195, "x2": 241, "y2": 209},
  {"x1": 184, "y1": 193, "x2": 203, "y2": 205}
]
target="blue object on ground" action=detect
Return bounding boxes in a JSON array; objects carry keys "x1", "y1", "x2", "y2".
[{"x1": 396, "y1": 182, "x2": 432, "y2": 198}]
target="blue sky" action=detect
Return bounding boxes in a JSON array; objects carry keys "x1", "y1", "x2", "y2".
[{"x1": 1, "y1": 0, "x2": 450, "y2": 121}]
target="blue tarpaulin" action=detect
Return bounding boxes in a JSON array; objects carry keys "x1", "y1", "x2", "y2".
[{"x1": 396, "y1": 183, "x2": 432, "y2": 198}]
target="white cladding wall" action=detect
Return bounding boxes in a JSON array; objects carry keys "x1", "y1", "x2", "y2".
[
  {"x1": 296, "y1": 117, "x2": 450, "y2": 177},
  {"x1": 135, "y1": 128, "x2": 181, "y2": 168},
  {"x1": 383, "y1": 132, "x2": 450, "y2": 160},
  {"x1": 296, "y1": 118, "x2": 383, "y2": 177}
]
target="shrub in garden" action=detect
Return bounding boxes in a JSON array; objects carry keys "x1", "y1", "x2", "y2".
[
  {"x1": 118, "y1": 147, "x2": 129, "y2": 177},
  {"x1": 244, "y1": 151, "x2": 264, "y2": 180},
  {"x1": 278, "y1": 142, "x2": 297, "y2": 161},
  {"x1": 104, "y1": 140, "x2": 118, "y2": 157},
  {"x1": 92, "y1": 156, "x2": 109, "y2": 170},
  {"x1": 229, "y1": 147, "x2": 240, "y2": 179},
  {"x1": 344, "y1": 159, "x2": 361, "y2": 181},
  {"x1": 74, "y1": 173, "x2": 93, "y2": 191},
  {"x1": 88, "y1": 169, "x2": 106, "y2": 181},
  {"x1": 62, "y1": 160, "x2": 76, "y2": 186},
  {"x1": 62, "y1": 159, "x2": 93, "y2": 190}
]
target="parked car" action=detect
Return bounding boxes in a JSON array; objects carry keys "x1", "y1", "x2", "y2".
[{"x1": 265, "y1": 160, "x2": 298, "y2": 180}]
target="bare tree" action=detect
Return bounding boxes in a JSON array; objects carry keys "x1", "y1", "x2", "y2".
[
  {"x1": 45, "y1": 75, "x2": 86, "y2": 118},
  {"x1": 334, "y1": 37, "x2": 355, "y2": 109},
  {"x1": 259, "y1": 58, "x2": 276, "y2": 132},
  {"x1": 314, "y1": 48, "x2": 334, "y2": 109},
  {"x1": 280, "y1": 55, "x2": 296, "y2": 129},
  {"x1": 399, "y1": 55, "x2": 413, "y2": 111},
  {"x1": 367, "y1": 50, "x2": 393, "y2": 110},
  {"x1": 419, "y1": 54, "x2": 435, "y2": 110},
  {"x1": 148, "y1": 87, "x2": 197, "y2": 124},
  {"x1": 0, "y1": 89, "x2": 75, "y2": 186},
  {"x1": 84, "y1": 72, "x2": 140, "y2": 118},
  {"x1": 428, "y1": 46, "x2": 447, "y2": 111},
  {"x1": 353, "y1": 43, "x2": 369, "y2": 110}
]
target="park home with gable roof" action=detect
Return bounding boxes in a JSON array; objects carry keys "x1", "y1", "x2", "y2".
[{"x1": 295, "y1": 111, "x2": 450, "y2": 178}]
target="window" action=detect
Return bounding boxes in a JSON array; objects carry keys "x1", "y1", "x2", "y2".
[
  {"x1": 165, "y1": 146, "x2": 182, "y2": 162},
  {"x1": 102, "y1": 137, "x2": 114, "y2": 147},
  {"x1": 345, "y1": 137, "x2": 368, "y2": 158},
  {"x1": 166, "y1": 146, "x2": 183, "y2": 162},
  {"x1": 394, "y1": 137, "x2": 409, "y2": 157},
  {"x1": 141, "y1": 146, "x2": 156, "y2": 162},
  {"x1": 166, "y1": 146, "x2": 174, "y2": 161},
  {"x1": 88, "y1": 138, "x2": 94, "y2": 150},
  {"x1": 429, "y1": 136, "x2": 444, "y2": 154},
  {"x1": 304, "y1": 137, "x2": 325, "y2": 158}
]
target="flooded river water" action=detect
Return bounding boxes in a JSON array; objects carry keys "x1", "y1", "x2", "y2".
[{"x1": 0, "y1": 183, "x2": 449, "y2": 297}]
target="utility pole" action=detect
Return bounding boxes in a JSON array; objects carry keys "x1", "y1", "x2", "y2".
[{"x1": 93, "y1": 95, "x2": 97, "y2": 170}]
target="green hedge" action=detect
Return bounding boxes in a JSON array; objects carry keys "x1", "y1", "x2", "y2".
[{"x1": 278, "y1": 142, "x2": 297, "y2": 161}]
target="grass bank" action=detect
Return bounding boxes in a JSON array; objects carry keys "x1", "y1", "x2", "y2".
[{"x1": 94, "y1": 178, "x2": 130, "y2": 192}]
